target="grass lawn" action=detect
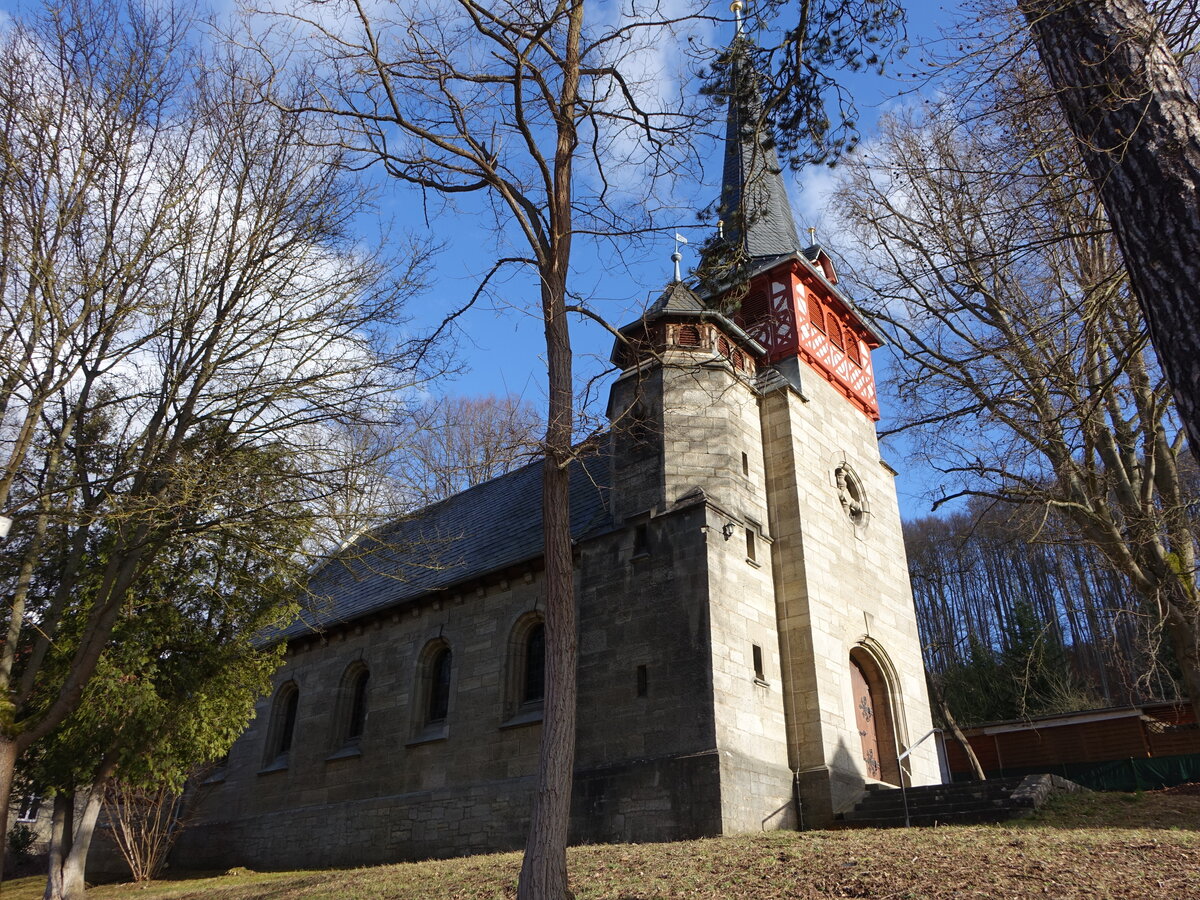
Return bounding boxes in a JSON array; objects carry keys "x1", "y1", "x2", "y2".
[{"x1": 3, "y1": 787, "x2": 1197, "y2": 899}]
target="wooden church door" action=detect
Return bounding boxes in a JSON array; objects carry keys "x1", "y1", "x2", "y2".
[{"x1": 851, "y1": 658, "x2": 881, "y2": 780}]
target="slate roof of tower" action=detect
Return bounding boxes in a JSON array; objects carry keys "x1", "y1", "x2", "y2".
[
  {"x1": 647, "y1": 280, "x2": 706, "y2": 315},
  {"x1": 717, "y1": 41, "x2": 804, "y2": 261},
  {"x1": 273, "y1": 448, "x2": 612, "y2": 642}
]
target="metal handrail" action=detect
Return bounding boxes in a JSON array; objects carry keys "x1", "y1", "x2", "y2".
[
  {"x1": 899, "y1": 728, "x2": 942, "y2": 763},
  {"x1": 898, "y1": 728, "x2": 943, "y2": 827}
]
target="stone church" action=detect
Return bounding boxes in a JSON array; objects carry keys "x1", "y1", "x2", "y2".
[{"x1": 175, "y1": 44, "x2": 940, "y2": 872}]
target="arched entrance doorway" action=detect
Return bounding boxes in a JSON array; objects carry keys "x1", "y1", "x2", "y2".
[{"x1": 849, "y1": 648, "x2": 903, "y2": 785}]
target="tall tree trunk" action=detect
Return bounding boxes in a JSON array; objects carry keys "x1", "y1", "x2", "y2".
[
  {"x1": 44, "y1": 777, "x2": 109, "y2": 900},
  {"x1": 1019, "y1": 0, "x2": 1200, "y2": 717},
  {"x1": 0, "y1": 735, "x2": 19, "y2": 879},
  {"x1": 1018, "y1": 0, "x2": 1200, "y2": 458},
  {"x1": 517, "y1": 1, "x2": 583, "y2": 895},
  {"x1": 518, "y1": 266, "x2": 577, "y2": 900},
  {"x1": 44, "y1": 794, "x2": 72, "y2": 900}
]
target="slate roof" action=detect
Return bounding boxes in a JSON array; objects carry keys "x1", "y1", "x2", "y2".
[
  {"x1": 275, "y1": 447, "x2": 613, "y2": 642},
  {"x1": 717, "y1": 44, "x2": 803, "y2": 261},
  {"x1": 647, "y1": 280, "x2": 706, "y2": 315}
]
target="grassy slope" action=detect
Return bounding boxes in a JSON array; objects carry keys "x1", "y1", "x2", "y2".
[{"x1": 5, "y1": 790, "x2": 1199, "y2": 899}]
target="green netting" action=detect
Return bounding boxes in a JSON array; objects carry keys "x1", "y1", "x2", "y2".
[{"x1": 977, "y1": 752, "x2": 1200, "y2": 792}]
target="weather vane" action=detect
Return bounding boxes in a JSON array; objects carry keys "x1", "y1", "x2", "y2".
[{"x1": 672, "y1": 231, "x2": 689, "y2": 282}]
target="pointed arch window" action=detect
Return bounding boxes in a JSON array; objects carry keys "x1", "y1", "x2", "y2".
[
  {"x1": 502, "y1": 613, "x2": 546, "y2": 728},
  {"x1": 330, "y1": 662, "x2": 370, "y2": 757},
  {"x1": 523, "y1": 623, "x2": 545, "y2": 705},
  {"x1": 262, "y1": 682, "x2": 300, "y2": 771},
  {"x1": 428, "y1": 646, "x2": 452, "y2": 723},
  {"x1": 409, "y1": 638, "x2": 455, "y2": 745}
]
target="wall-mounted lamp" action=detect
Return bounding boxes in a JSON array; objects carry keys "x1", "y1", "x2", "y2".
[{"x1": 721, "y1": 522, "x2": 737, "y2": 540}]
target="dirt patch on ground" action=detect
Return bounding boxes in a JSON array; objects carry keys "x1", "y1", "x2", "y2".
[{"x1": 1153, "y1": 781, "x2": 1200, "y2": 796}]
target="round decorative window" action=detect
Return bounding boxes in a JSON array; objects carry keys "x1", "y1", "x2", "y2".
[{"x1": 835, "y1": 464, "x2": 868, "y2": 525}]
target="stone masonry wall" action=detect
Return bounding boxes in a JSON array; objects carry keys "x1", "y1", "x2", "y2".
[
  {"x1": 655, "y1": 351, "x2": 796, "y2": 832},
  {"x1": 177, "y1": 495, "x2": 727, "y2": 869},
  {"x1": 761, "y1": 362, "x2": 939, "y2": 825}
]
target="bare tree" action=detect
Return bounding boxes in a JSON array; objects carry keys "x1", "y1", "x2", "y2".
[
  {"x1": 830, "y1": 56, "x2": 1200, "y2": 714},
  {"x1": 907, "y1": 502, "x2": 1177, "y2": 709},
  {"x1": 1015, "y1": 0, "x2": 1200, "y2": 462},
  {"x1": 0, "y1": 0, "x2": 435, "y2": 879},
  {"x1": 246, "y1": 1, "x2": 707, "y2": 894},
  {"x1": 391, "y1": 394, "x2": 542, "y2": 505}
]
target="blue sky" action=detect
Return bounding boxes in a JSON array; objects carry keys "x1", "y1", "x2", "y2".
[
  {"x1": 0, "y1": 0, "x2": 967, "y2": 519},
  {"x1": 381, "y1": 2, "x2": 968, "y2": 521}
]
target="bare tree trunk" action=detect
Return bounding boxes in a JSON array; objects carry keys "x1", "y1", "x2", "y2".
[
  {"x1": 927, "y1": 674, "x2": 987, "y2": 781},
  {"x1": 516, "y1": 0, "x2": 583, "y2": 892},
  {"x1": 518, "y1": 277, "x2": 578, "y2": 899},
  {"x1": 1018, "y1": 0, "x2": 1200, "y2": 459}
]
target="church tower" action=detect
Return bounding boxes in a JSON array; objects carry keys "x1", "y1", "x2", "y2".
[{"x1": 606, "y1": 29, "x2": 939, "y2": 828}]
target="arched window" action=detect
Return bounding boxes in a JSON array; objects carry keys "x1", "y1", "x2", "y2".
[
  {"x1": 263, "y1": 682, "x2": 300, "y2": 769},
  {"x1": 427, "y1": 647, "x2": 452, "y2": 723},
  {"x1": 503, "y1": 614, "x2": 546, "y2": 726},
  {"x1": 331, "y1": 662, "x2": 370, "y2": 753},
  {"x1": 348, "y1": 669, "x2": 370, "y2": 740},
  {"x1": 410, "y1": 638, "x2": 454, "y2": 744},
  {"x1": 523, "y1": 623, "x2": 545, "y2": 704}
]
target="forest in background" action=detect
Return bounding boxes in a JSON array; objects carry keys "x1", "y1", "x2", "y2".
[{"x1": 906, "y1": 496, "x2": 1197, "y2": 727}]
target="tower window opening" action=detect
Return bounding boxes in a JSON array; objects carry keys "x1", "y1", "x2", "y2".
[
  {"x1": 752, "y1": 644, "x2": 765, "y2": 682},
  {"x1": 745, "y1": 527, "x2": 757, "y2": 563},
  {"x1": 848, "y1": 334, "x2": 863, "y2": 366},
  {"x1": 811, "y1": 299, "x2": 827, "y2": 334},
  {"x1": 739, "y1": 291, "x2": 768, "y2": 331},
  {"x1": 830, "y1": 318, "x2": 845, "y2": 351},
  {"x1": 741, "y1": 452, "x2": 749, "y2": 476},
  {"x1": 633, "y1": 522, "x2": 650, "y2": 557},
  {"x1": 636, "y1": 664, "x2": 648, "y2": 698}
]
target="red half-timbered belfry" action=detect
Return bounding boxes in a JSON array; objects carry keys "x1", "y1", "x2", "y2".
[
  {"x1": 730, "y1": 256, "x2": 882, "y2": 420},
  {"x1": 697, "y1": 38, "x2": 884, "y2": 421}
]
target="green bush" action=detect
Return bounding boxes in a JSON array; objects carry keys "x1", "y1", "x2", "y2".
[{"x1": 7, "y1": 822, "x2": 37, "y2": 862}]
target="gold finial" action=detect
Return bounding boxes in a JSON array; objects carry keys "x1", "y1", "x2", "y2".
[
  {"x1": 730, "y1": 0, "x2": 744, "y2": 33},
  {"x1": 808, "y1": 226, "x2": 817, "y2": 245}
]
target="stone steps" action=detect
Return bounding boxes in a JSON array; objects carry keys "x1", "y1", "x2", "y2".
[{"x1": 837, "y1": 774, "x2": 1085, "y2": 829}]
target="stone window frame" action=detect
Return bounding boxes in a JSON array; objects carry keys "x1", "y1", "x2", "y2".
[
  {"x1": 501, "y1": 611, "x2": 546, "y2": 728},
  {"x1": 328, "y1": 660, "x2": 370, "y2": 760},
  {"x1": 261, "y1": 680, "x2": 300, "y2": 772},
  {"x1": 409, "y1": 638, "x2": 454, "y2": 745},
  {"x1": 834, "y1": 463, "x2": 870, "y2": 527}
]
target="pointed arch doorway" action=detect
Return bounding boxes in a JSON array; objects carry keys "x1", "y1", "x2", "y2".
[{"x1": 850, "y1": 648, "x2": 902, "y2": 785}]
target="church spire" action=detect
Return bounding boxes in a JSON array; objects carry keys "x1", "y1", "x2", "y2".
[{"x1": 715, "y1": 33, "x2": 804, "y2": 263}]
